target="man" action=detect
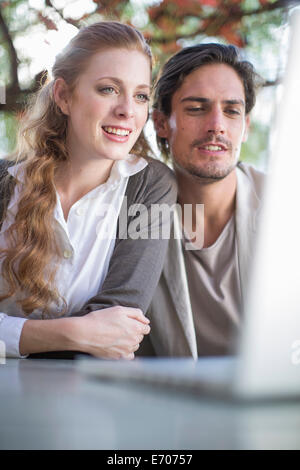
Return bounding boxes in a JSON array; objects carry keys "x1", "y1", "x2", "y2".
[{"x1": 143, "y1": 43, "x2": 265, "y2": 358}]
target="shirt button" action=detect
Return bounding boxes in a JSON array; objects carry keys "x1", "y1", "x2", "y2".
[
  {"x1": 98, "y1": 210, "x2": 107, "y2": 219},
  {"x1": 63, "y1": 250, "x2": 72, "y2": 259},
  {"x1": 76, "y1": 207, "x2": 84, "y2": 216}
]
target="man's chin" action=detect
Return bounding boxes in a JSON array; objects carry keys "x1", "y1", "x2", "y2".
[{"x1": 184, "y1": 162, "x2": 237, "y2": 182}]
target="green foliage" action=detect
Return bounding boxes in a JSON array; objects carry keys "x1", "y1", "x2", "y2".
[
  {"x1": 240, "y1": 120, "x2": 269, "y2": 169},
  {"x1": 0, "y1": 111, "x2": 17, "y2": 157}
]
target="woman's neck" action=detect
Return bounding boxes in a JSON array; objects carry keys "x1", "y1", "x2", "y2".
[{"x1": 54, "y1": 158, "x2": 115, "y2": 220}]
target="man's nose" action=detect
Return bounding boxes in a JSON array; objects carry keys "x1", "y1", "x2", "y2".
[
  {"x1": 205, "y1": 108, "x2": 225, "y2": 135},
  {"x1": 114, "y1": 95, "x2": 134, "y2": 119}
]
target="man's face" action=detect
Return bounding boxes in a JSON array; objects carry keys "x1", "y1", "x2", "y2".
[{"x1": 156, "y1": 63, "x2": 250, "y2": 180}]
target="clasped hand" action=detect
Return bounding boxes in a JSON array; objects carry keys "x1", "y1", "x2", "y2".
[{"x1": 77, "y1": 306, "x2": 150, "y2": 360}]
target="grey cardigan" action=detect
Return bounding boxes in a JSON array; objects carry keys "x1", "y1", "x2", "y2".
[{"x1": 0, "y1": 157, "x2": 177, "y2": 358}]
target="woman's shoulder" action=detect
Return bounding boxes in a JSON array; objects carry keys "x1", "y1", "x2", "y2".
[
  {"x1": 0, "y1": 158, "x2": 14, "y2": 178},
  {"x1": 143, "y1": 155, "x2": 174, "y2": 174},
  {"x1": 126, "y1": 156, "x2": 177, "y2": 205},
  {"x1": 135, "y1": 156, "x2": 176, "y2": 186},
  {"x1": 0, "y1": 159, "x2": 16, "y2": 194}
]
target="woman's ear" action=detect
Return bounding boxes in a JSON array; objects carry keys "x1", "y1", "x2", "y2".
[
  {"x1": 53, "y1": 78, "x2": 70, "y2": 115},
  {"x1": 152, "y1": 109, "x2": 170, "y2": 139}
]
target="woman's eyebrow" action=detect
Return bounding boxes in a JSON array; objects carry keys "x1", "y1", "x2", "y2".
[{"x1": 96, "y1": 76, "x2": 150, "y2": 89}]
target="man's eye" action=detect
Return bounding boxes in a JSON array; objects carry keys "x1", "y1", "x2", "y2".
[
  {"x1": 226, "y1": 109, "x2": 240, "y2": 115},
  {"x1": 186, "y1": 107, "x2": 205, "y2": 112},
  {"x1": 136, "y1": 93, "x2": 150, "y2": 103}
]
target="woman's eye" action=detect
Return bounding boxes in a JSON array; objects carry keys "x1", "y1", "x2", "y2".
[
  {"x1": 98, "y1": 86, "x2": 116, "y2": 94},
  {"x1": 136, "y1": 93, "x2": 150, "y2": 103}
]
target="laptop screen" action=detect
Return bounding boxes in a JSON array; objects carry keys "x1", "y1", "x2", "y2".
[{"x1": 236, "y1": 10, "x2": 300, "y2": 398}]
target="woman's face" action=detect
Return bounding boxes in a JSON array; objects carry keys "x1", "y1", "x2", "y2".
[{"x1": 62, "y1": 48, "x2": 151, "y2": 163}]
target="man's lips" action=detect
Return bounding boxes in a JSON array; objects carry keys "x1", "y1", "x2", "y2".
[
  {"x1": 198, "y1": 143, "x2": 228, "y2": 151},
  {"x1": 193, "y1": 139, "x2": 231, "y2": 154}
]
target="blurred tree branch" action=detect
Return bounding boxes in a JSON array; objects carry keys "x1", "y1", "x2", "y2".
[
  {"x1": 0, "y1": 4, "x2": 47, "y2": 112},
  {"x1": 0, "y1": 6, "x2": 19, "y2": 92},
  {"x1": 0, "y1": 0, "x2": 297, "y2": 114},
  {"x1": 148, "y1": 0, "x2": 298, "y2": 45}
]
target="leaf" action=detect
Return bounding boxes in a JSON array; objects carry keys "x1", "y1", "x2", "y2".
[
  {"x1": 218, "y1": 22, "x2": 245, "y2": 47},
  {"x1": 156, "y1": 15, "x2": 178, "y2": 32},
  {"x1": 199, "y1": 0, "x2": 220, "y2": 6},
  {"x1": 37, "y1": 12, "x2": 58, "y2": 31},
  {"x1": 160, "y1": 41, "x2": 182, "y2": 54},
  {"x1": 149, "y1": 0, "x2": 204, "y2": 21}
]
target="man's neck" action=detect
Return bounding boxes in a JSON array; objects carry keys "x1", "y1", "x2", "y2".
[{"x1": 176, "y1": 167, "x2": 237, "y2": 248}]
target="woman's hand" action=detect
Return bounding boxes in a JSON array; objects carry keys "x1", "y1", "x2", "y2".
[{"x1": 73, "y1": 306, "x2": 150, "y2": 359}]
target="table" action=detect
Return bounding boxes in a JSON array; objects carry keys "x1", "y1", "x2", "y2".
[{"x1": 0, "y1": 358, "x2": 300, "y2": 450}]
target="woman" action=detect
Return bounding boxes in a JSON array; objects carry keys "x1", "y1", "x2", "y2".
[{"x1": 0, "y1": 21, "x2": 176, "y2": 359}]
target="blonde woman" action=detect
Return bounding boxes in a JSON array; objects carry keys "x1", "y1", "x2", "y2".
[{"x1": 0, "y1": 22, "x2": 176, "y2": 359}]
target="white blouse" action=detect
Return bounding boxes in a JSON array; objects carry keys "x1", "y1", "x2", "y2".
[{"x1": 0, "y1": 155, "x2": 148, "y2": 357}]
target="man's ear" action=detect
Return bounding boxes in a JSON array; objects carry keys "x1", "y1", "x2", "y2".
[
  {"x1": 242, "y1": 114, "x2": 251, "y2": 143},
  {"x1": 53, "y1": 78, "x2": 71, "y2": 116},
  {"x1": 152, "y1": 109, "x2": 169, "y2": 139}
]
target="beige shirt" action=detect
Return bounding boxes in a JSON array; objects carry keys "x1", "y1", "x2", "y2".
[{"x1": 183, "y1": 216, "x2": 242, "y2": 356}]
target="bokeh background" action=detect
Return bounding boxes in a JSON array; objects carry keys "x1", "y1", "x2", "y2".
[{"x1": 0, "y1": 0, "x2": 299, "y2": 168}]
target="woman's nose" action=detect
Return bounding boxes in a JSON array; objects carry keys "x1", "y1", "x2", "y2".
[{"x1": 114, "y1": 96, "x2": 134, "y2": 119}]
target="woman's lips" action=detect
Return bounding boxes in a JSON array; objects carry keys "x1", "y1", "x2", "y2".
[{"x1": 102, "y1": 125, "x2": 132, "y2": 143}]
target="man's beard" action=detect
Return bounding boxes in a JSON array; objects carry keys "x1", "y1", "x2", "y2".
[
  {"x1": 175, "y1": 135, "x2": 240, "y2": 182},
  {"x1": 184, "y1": 158, "x2": 238, "y2": 182}
]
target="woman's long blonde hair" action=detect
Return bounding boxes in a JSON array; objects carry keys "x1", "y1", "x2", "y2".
[{"x1": 0, "y1": 21, "x2": 152, "y2": 317}]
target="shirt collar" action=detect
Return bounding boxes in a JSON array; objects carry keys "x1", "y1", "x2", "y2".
[
  {"x1": 7, "y1": 161, "x2": 25, "y2": 183},
  {"x1": 7, "y1": 154, "x2": 148, "y2": 188},
  {"x1": 103, "y1": 154, "x2": 147, "y2": 190}
]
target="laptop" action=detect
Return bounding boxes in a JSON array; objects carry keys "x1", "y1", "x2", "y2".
[{"x1": 77, "y1": 11, "x2": 300, "y2": 401}]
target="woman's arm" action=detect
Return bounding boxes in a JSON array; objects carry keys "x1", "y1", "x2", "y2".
[
  {"x1": 19, "y1": 306, "x2": 150, "y2": 359},
  {"x1": 1, "y1": 160, "x2": 175, "y2": 359},
  {"x1": 72, "y1": 159, "x2": 177, "y2": 315}
]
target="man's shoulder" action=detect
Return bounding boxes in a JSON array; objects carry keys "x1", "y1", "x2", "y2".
[{"x1": 237, "y1": 161, "x2": 265, "y2": 198}]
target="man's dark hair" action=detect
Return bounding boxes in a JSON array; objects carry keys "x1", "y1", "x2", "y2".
[{"x1": 153, "y1": 43, "x2": 263, "y2": 161}]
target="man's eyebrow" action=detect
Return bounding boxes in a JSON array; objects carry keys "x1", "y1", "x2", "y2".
[
  {"x1": 223, "y1": 99, "x2": 245, "y2": 107},
  {"x1": 180, "y1": 97, "x2": 209, "y2": 103},
  {"x1": 180, "y1": 96, "x2": 245, "y2": 107}
]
